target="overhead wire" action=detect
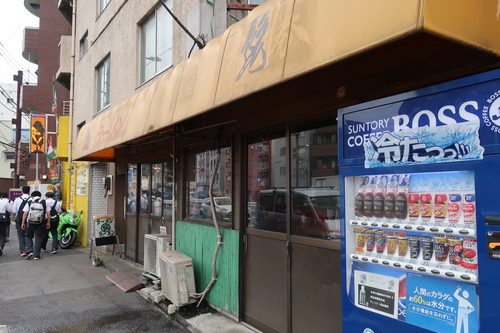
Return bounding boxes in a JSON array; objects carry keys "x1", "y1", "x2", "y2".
[
  {"x1": 0, "y1": 9, "x2": 39, "y2": 83},
  {"x1": 0, "y1": 43, "x2": 38, "y2": 83}
]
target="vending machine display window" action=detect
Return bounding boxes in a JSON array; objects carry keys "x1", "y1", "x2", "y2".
[{"x1": 345, "y1": 171, "x2": 478, "y2": 333}]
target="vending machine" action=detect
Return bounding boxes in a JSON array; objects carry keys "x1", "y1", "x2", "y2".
[{"x1": 339, "y1": 69, "x2": 500, "y2": 333}]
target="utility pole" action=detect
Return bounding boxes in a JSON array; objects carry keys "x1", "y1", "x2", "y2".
[{"x1": 12, "y1": 71, "x2": 23, "y2": 188}]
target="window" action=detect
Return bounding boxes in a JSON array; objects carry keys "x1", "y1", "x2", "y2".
[
  {"x1": 186, "y1": 142, "x2": 232, "y2": 224},
  {"x1": 126, "y1": 164, "x2": 137, "y2": 213},
  {"x1": 290, "y1": 122, "x2": 340, "y2": 240},
  {"x1": 80, "y1": 32, "x2": 88, "y2": 59},
  {"x1": 247, "y1": 131, "x2": 286, "y2": 232},
  {"x1": 247, "y1": 122, "x2": 340, "y2": 240},
  {"x1": 140, "y1": 164, "x2": 150, "y2": 214},
  {"x1": 96, "y1": 56, "x2": 110, "y2": 113},
  {"x1": 98, "y1": 0, "x2": 111, "y2": 15},
  {"x1": 4, "y1": 151, "x2": 14, "y2": 160},
  {"x1": 140, "y1": 2, "x2": 173, "y2": 83}
]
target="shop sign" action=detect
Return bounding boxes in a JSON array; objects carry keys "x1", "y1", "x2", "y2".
[{"x1": 341, "y1": 78, "x2": 500, "y2": 164}]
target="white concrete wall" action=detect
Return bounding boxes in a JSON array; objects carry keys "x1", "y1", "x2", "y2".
[{"x1": 72, "y1": 0, "x2": 228, "y2": 145}]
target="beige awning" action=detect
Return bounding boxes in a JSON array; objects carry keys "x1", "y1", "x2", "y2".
[{"x1": 74, "y1": 0, "x2": 500, "y2": 161}]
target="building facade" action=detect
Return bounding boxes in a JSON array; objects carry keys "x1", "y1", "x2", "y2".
[
  {"x1": 20, "y1": 0, "x2": 71, "y2": 194},
  {"x1": 65, "y1": 0, "x2": 500, "y2": 332}
]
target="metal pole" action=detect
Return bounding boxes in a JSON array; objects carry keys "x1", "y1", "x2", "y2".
[
  {"x1": 35, "y1": 153, "x2": 39, "y2": 182},
  {"x1": 13, "y1": 71, "x2": 23, "y2": 188}
]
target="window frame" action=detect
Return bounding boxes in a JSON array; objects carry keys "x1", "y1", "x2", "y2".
[
  {"x1": 139, "y1": 1, "x2": 173, "y2": 84},
  {"x1": 96, "y1": 55, "x2": 110, "y2": 113},
  {"x1": 184, "y1": 139, "x2": 233, "y2": 227},
  {"x1": 98, "y1": 0, "x2": 111, "y2": 15},
  {"x1": 79, "y1": 32, "x2": 88, "y2": 59}
]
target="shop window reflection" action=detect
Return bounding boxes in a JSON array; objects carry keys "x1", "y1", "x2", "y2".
[{"x1": 187, "y1": 144, "x2": 232, "y2": 224}]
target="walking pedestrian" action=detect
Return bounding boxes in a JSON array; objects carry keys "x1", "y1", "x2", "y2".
[
  {"x1": 3, "y1": 192, "x2": 11, "y2": 242},
  {"x1": 41, "y1": 192, "x2": 61, "y2": 254},
  {"x1": 0, "y1": 191, "x2": 12, "y2": 255},
  {"x1": 12, "y1": 185, "x2": 30, "y2": 257},
  {"x1": 21, "y1": 190, "x2": 48, "y2": 260}
]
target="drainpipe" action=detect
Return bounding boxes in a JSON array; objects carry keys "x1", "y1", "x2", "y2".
[
  {"x1": 68, "y1": 0, "x2": 77, "y2": 209},
  {"x1": 171, "y1": 137, "x2": 176, "y2": 251}
]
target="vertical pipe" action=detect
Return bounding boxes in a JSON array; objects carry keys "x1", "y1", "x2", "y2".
[
  {"x1": 68, "y1": 0, "x2": 77, "y2": 209},
  {"x1": 171, "y1": 136, "x2": 176, "y2": 250}
]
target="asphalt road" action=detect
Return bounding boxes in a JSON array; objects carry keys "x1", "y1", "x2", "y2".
[{"x1": 0, "y1": 224, "x2": 189, "y2": 333}]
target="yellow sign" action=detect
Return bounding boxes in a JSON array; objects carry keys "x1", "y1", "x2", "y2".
[{"x1": 30, "y1": 114, "x2": 46, "y2": 153}]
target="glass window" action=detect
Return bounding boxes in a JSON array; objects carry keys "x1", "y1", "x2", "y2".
[
  {"x1": 4, "y1": 151, "x2": 14, "y2": 160},
  {"x1": 98, "y1": 0, "x2": 111, "y2": 15},
  {"x1": 186, "y1": 143, "x2": 232, "y2": 223},
  {"x1": 247, "y1": 122, "x2": 339, "y2": 240},
  {"x1": 247, "y1": 132, "x2": 287, "y2": 233},
  {"x1": 290, "y1": 123, "x2": 340, "y2": 240},
  {"x1": 163, "y1": 160, "x2": 173, "y2": 219},
  {"x1": 151, "y1": 163, "x2": 162, "y2": 216},
  {"x1": 80, "y1": 32, "x2": 88, "y2": 59},
  {"x1": 126, "y1": 164, "x2": 137, "y2": 213},
  {"x1": 140, "y1": 2, "x2": 173, "y2": 83},
  {"x1": 140, "y1": 164, "x2": 150, "y2": 214},
  {"x1": 96, "y1": 56, "x2": 110, "y2": 113}
]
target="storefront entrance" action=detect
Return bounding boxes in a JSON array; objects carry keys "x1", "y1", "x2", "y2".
[
  {"x1": 244, "y1": 121, "x2": 343, "y2": 332},
  {"x1": 125, "y1": 160, "x2": 173, "y2": 263}
]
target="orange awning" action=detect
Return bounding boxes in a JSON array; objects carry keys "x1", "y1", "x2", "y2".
[{"x1": 74, "y1": 0, "x2": 500, "y2": 161}]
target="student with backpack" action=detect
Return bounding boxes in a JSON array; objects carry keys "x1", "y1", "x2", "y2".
[
  {"x1": 40, "y1": 192, "x2": 61, "y2": 254},
  {"x1": 0, "y1": 191, "x2": 12, "y2": 255},
  {"x1": 21, "y1": 190, "x2": 49, "y2": 260},
  {"x1": 12, "y1": 185, "x2": 30, "y2": 257}
]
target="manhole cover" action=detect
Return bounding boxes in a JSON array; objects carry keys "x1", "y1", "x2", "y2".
[{"x1": 75, "y1": 293, "x2": 104, "y2": 300}]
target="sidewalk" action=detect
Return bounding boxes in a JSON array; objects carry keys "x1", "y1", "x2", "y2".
[{"x1": 90, "y1": 246, "x2": 257, "y2": 333}]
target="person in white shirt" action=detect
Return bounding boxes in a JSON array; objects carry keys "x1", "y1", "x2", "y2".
[
  {"x1": 21, "y1": 190, "x2": 48, "y2": 260},
  {"x1": 0, "y1": 191, "x2": 12, "y2": 255},
  {"x1": 41, "y1": 192, "x2": 62, "y2": 254},
  {"x1": 11, "y1": 185, "x2": 30, "y2": 257}
]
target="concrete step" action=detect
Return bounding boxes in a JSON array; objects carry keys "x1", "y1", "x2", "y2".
[{"x1": 105, "y1": 271, "x2": 143, "y2": 292}]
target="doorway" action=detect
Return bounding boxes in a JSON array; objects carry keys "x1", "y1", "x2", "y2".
[
  {"x1": 125, "y1": 160, "x2": 173, "y2": 263},
  {"x1": 244, "y1": 121, "x2": 343, "y2": 333}
]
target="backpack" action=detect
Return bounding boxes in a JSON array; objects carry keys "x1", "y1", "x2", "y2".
[
  {"x1": 16, "y1": 197, "x2": 29, "y2": 223},
  {"x1": 49, "y1": 201, "x2": 60, "y2": 225},
  {"x1": 27, "y1": 198, "x2": 45, "y2": 224}
]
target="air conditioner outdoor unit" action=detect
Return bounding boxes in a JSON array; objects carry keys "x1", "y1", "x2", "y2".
[
  {"x1": 144, "y1": 234, "x2": 172, "y2": 277},
  {"x1": 159, "y1": 250, "x2": 196, "y2": 310}
]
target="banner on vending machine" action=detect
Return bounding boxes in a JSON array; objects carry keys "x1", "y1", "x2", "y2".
[{"x1": 340, "y1": 77, "x2": 500, "y2": 167}]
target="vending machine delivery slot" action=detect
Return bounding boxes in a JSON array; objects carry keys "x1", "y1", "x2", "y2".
[{"x1": 484, "y1": 215, "x2": 500, "y2": 226}]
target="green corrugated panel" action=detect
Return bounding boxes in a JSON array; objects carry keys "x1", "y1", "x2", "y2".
[{"x1": 176, "y1": 221, "x2": 239, "y2": 316}]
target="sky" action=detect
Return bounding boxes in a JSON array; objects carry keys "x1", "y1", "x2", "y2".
[
  {"x1": 0, "y1": 1, "x2": 39, "y2": 84},
  {"x1": 0, "y1": 1, "x2": 39, "y2": 122}
]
